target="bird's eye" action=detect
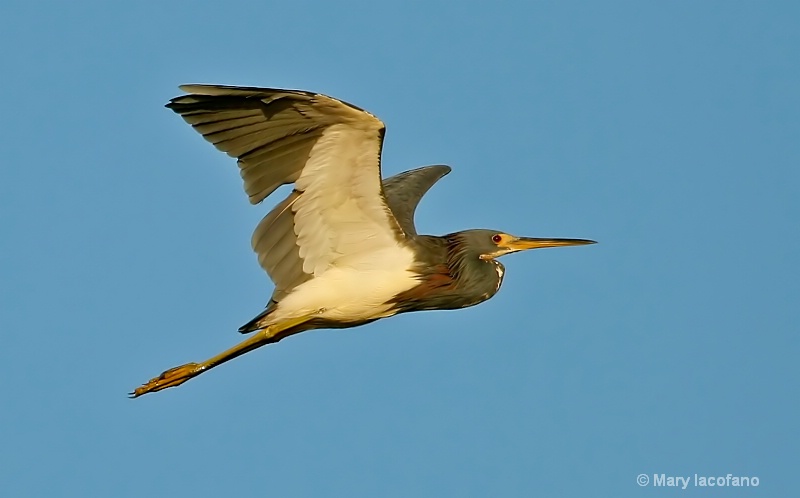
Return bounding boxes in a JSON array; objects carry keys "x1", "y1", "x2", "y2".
[{"x1": 492, "y1": 234, "x2": 503, "y2": 243}]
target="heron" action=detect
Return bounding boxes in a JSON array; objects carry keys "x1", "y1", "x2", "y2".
[{"x1": 131, "y1": 84, "x2": 595, "y2": 397}]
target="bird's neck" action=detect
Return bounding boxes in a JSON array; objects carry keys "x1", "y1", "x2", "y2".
[
  {"x1": 393, "y1": 235, "x2": 505, "y2": 313},
  {"x1": 450, "y1": 254, "x2": 504, "y2": 293},
  {"x1": 444, "y1": 235, "x2": 505, "y2": 307}
]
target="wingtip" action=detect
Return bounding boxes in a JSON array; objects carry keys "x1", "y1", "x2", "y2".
[
  {"x1": 175, "y1": 84, "x2": 293, "y2": 97},
  {"x1": 178, "y1": 83, "x2": 214, "y2": 93},
  {"x1": 164, "y1": 84, "x2": 223, "y2": 108}
]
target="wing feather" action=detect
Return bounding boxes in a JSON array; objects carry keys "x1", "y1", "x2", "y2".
[{"x1": 167, "y1": 85, "x2": 406, "y2": 301}]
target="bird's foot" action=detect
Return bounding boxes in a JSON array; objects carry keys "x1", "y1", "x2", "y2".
[{"x1": 129, "y1": 362, "x2": 205, "y2": 398}]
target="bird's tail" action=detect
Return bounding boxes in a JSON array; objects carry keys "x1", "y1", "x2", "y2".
[{"x1": 238, "y1": 300, "x2": 278, "y2": 333}]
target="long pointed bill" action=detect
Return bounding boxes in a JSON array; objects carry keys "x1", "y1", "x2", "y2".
[{"x1": 504, "y1": 237, "x2": 597, "y2": 251}]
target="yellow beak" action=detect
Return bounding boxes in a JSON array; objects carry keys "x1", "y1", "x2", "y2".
[{"x1": 504, "y1": 236, "x2": 597, "y2": 251}]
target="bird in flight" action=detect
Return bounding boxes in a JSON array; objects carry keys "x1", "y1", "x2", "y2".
[{"x1": 131, "y1": 84, "x2": 595, "y2": 397}]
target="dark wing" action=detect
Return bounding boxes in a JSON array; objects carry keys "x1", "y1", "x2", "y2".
[{"x1": 383, "y1": 165, "x2": 451, "y2": 236}]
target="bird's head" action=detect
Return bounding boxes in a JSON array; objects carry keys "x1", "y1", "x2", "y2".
[{"x1": 454, "y1": 229, "x2": 596, "y2": 261}]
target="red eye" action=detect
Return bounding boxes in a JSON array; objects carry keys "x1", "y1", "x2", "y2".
[{"x1": 492, "y1": 234, "x2": 502, "y2": 243}]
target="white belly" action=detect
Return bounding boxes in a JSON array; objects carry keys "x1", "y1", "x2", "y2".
[{"x1": 268, "y1": 245, "x2": 419, "y2": 323}]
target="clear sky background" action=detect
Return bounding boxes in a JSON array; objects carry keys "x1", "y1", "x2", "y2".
[{"x1": 1, "y1": 1, "x2": 797, "y2": 496}]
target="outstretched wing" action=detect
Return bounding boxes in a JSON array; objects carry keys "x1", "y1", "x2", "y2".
[
  {"x1": 246, "y1": 165, "x2": 452, "y2": 302},
  {"x1": 382, "y1": 165, "x2": 451, "y2": 236},
  {"x1": 167, "y1": 84, "x2": 408, "y2": 301}
]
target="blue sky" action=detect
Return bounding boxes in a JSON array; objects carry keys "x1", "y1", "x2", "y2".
[{"x1": 1, "y1": 1, "x2": 797, "y2": 496}]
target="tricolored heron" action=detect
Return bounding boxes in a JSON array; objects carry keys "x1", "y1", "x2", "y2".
[{"x1": 131, "y1": 85, "x2": 595, "y2": 397}]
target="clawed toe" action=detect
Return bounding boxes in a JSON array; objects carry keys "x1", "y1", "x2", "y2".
[{"x1": 130, "y1": 362, "x2": 204, "y2": 398}]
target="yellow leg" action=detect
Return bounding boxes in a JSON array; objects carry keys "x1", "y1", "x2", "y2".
[{"x1": 130, "y1": 314, "x2": 316, "y2": 398}]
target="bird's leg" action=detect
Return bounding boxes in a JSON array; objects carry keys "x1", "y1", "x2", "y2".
[{"x1": 130, "y1": 314, "x2": 316, "y2": 398}]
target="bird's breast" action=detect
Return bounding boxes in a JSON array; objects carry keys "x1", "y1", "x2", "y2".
[{"x1": 267, "y1": 245, "x2": 419, "y2": 324}]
